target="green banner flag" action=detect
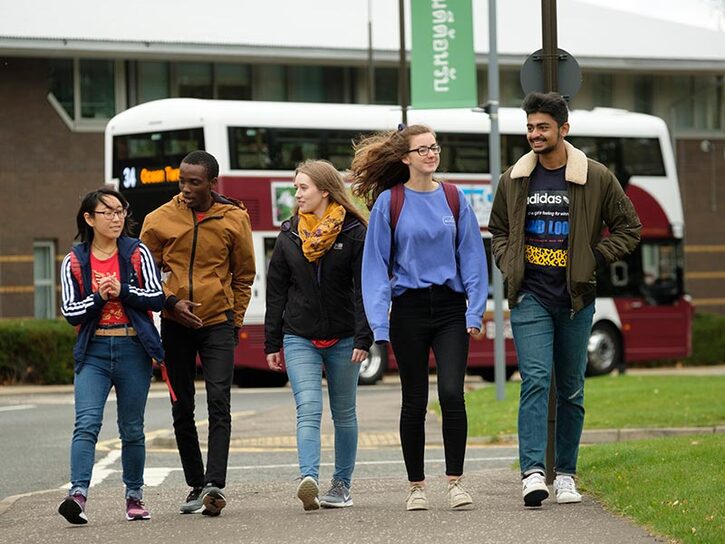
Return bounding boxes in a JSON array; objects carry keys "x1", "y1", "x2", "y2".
[{"x1": 411, "y1": 0, "x2": 477, "y2": 109}]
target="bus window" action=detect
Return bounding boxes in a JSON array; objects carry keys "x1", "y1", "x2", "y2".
[
  {"x1": 437, "y1": 133, "x2": 489, "y2": 174},
  {"x1": 640, "y1": 242, "x2": 682, "y2": 304},
  {"x1": 325, "y1": 130, "x2": 359, "y2": 170},
  {"x1": 228, "y1": 127, "x2": 270, "y2": 169},
  {"x1": 621, "y1": 138, "x2": 665, "y2": 176},
  {"x1": 272, "y1": 129, "x2": 321, "y2": 169}
]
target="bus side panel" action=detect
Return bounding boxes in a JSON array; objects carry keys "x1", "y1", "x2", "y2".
[{"x1": 615, "y1": 297, "x2": 693, "y2": 361}]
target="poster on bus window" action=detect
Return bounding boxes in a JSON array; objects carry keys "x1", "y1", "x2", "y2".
[
  {"x1": 459, "y1": 185, "x2": 493, "y2": 227},
  {"x1": 272, "y1": 181, "x2": 297, "y2": 226}
]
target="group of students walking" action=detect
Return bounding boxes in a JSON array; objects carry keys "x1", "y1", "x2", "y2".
[{"x1": 58, "y1": 91, "x2": 640, "y2": 523}]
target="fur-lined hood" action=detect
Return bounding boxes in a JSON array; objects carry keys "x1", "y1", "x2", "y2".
[{"x1": 509, "y1": 140, "x2": 588, "y2": 185}]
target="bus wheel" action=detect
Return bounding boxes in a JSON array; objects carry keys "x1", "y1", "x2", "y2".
[
  {"x1": 358, "y1": 344, "x2": 387, "y2": 386},
  {"x1": 470, "y1": 366, "x2": 516, "y2": 383},
  {"x1": 586, "y1": 323, "x2": 622, "y2": 376}
]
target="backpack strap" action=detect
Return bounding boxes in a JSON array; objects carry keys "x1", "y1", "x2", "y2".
[
  {"x1": 69, "y1": 251, "x2": 85, "y2": 298},
  {"x1": 388, "y1": 181, "x2": 461, "y2": 278}
]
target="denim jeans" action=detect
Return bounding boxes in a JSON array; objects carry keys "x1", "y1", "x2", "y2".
[
  {"x1": 510, "y1": 293, "x2": 595, "y2": 476},
  {"x1": 282, "y1": 335, "x2": 360, "y2": 487},
  {"x1": 390, "y1": 285, "x2": 469, "y2": 482},
  {"x1": 161, "y1": 318, "x2": 235, "y2": 489},
  {"x1": 69, "y1": 336, "x2": 152, "y2": 499}
]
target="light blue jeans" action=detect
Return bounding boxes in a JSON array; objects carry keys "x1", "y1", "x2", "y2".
[
  {"x1": 282, "y1": 335, "x2": 360, "y2": 487},
  {"x1": 69, "y1": 335, "x2": 152, "y2": 499},
  {"x1": 510, "y1": 293, "x2": 595, "y2": 477}
]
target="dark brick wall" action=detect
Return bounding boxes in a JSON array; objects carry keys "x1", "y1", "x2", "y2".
[
  {"x1": 0, "y1": 57, "x2": 104, "y2": 318},
  {"x1": 676, "y1": 138, "x2": 725, "y2": 315}
]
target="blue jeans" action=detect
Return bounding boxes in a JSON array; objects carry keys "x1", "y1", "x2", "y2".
[
  {"x1": 282, "y1": 335, "x2": 360, "y2": 487},
  {"x1": 510, "y1": 293, "x2": 595, "y2": 476},
  {"x1": 69, "y1": 336, "x2": 152, "y2": 499}
]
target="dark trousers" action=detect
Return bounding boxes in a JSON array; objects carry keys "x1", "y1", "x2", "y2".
[
  {"x1": 161, "y1": 318, "x2": 235, "y2": 489},
  {"x1": 390, "y1": 285, "x2": 469, "y2": 482}
]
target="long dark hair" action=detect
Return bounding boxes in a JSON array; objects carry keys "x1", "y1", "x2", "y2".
[
  {"x1": 75, "y1": 187, "x2": 136, "y2": 243},
  {"x1": 350, "y1": 124, "x2": 435, "y2": 209}
]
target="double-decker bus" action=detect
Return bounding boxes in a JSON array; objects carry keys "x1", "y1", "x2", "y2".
[{"x1": 105, "y1": 98, "x2": 692, "y2": 386}]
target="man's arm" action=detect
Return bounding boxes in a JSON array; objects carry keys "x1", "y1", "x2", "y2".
[
  {"x1": 488, "y1": 173, "x2": 511, "y2": 273},
  {"x1": 229, "y1": 209, "x2": 256, "y2": 328},
  {"x1": 594, "y1": 170, "x2": 642, "y2": 266}
]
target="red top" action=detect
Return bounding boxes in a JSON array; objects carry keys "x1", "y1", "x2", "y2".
[
  {"x1": 90, "y1": 252, "x2": 130, "y2": 326},
  {"x1": 311, "y1": 339, "x2": 339, "y2": 349}
]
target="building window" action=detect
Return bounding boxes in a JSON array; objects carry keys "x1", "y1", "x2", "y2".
[
  {"x1": 634, "y1": 75, "x2": 654, "y2": 114},
  {"x1": 500, "y1": 70, "x2": 524, "y2": 107},
  {"x1": 49, "y1": 59, "x2": 74, "y2": 118},
  {"x1": 253, "y1": 65, "x2": 287, "y2": 101},
  {"x1": 33, "y1": 241, "x2": 56, "y2": 319},
  {"x1": 137, "y1": 61, "x2": 170, "y2": 103},
  {"x1": 47, "y1": 58, "x2": 122, "y2": 130},
  {"x1": 592, "y1": 73, "x2": 614, "y2": 107},
  {"x1": 80, "y1": 60, "x2": 116, "y2": 119},
  {"x1": 374, "y1": 67, "x2": 398, "y2": 105},
  {"x1": 174, "y1": 63, "x2": 213, "y2": 98},
  {"x1": 216, "y1": 63, "x2": 252, "y2": 100}
]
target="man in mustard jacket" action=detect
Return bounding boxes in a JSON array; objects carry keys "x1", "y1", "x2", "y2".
[
  {"x1": 141, "y1": 150, "x2": 255, "y2": 517},
  {"x1": 489, "y1": 92, "x2": 641, "y2": 508}
]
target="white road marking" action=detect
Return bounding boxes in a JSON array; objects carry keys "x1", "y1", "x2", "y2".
[{"x1": 0, "y1": 405, "x2": 36, "y2": 412}]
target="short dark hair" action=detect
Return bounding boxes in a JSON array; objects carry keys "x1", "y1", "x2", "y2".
[
  {"x1": 522, "y1": 92, "x2": 569, "y2": 127},
  {"x1": 75, "y1": 187, "x2": 135, "y2": 243},
  {"x1": 181, "y1": 150, "x2": 219, "y2": 180}
]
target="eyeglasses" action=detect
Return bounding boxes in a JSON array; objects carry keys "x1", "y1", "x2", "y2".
[
  {"x1": 93, "y1": 209, "x2": 128, "y2": 220},
  {"x1": 406, "y1": 144, "x2": 442, "y2": 156}
]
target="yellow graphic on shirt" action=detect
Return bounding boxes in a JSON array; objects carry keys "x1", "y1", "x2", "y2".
[{"x1": 525, "y1": 245, "x2": 568, "y2": 267}]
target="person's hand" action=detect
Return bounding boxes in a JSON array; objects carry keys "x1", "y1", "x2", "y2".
[
  {"x1": 351, "y1": 349, "x2": 368, "y2": 363},
  {"x1": 467, "y1": 327, "x2": 480, "y2": 336},
  {"x1": 171, "y1": 299, "x2": 203, "y2": 329},
  {"x1": 267, "y1": 352, "x2": 283, "y2": 371},
  {"x1": 97, "y1": 275, "x2": 121, "y2": 300}
]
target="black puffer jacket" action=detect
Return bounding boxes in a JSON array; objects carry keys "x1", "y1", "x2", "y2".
[{"x1": 264, "y1": 214, "x2": 373, "y2": 354}]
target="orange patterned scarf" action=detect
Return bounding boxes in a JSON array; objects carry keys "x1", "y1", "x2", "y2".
[{"x1": 297, "y1": 203, "x2": 346, "y2": 262}]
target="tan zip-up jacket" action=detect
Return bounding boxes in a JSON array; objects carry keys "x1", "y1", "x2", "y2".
[
  {"x1": 488, "y1": 140, "x2": 642, "y2": 312},
  {"x1": 140, "y1": 193, "x2": 256, "y2": 328}
]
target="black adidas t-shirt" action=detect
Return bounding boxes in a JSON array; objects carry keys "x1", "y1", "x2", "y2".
[{"x1": 520, "y1": 163, "x2": 571, "y2": 308}]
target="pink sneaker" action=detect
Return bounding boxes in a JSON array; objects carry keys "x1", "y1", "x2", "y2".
[
  {"x1": 58, "y1": 493, "x2": 88, "y2": 525},
  {"x1": 125, "y1": 498, "x2": 151, "y2": 521}
]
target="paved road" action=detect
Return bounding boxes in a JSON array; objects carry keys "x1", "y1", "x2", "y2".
[{"x1": 0, "y1": 376, "x2": 664, "y2": 543}]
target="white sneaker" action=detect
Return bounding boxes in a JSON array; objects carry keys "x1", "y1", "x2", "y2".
[
  {"x1": 522, "y1": 472, "x2": 549, "y2": 507},
  {"x1": 447, "y1": 477, "x2": 473, "y2": 509},
  {"x1": 406, "y1": 484, "x2": 428, "y2": 511},
  {"x1": 554, "y1": 475, "x2": 582, "y2": 504},
  {"x1": 296, "y1": 476, "x2": 320, "y2": 511}
]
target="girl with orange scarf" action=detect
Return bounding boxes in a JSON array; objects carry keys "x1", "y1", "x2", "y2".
[{"x1": 264, "y1": 160, "x2": 372, "y2": 511}]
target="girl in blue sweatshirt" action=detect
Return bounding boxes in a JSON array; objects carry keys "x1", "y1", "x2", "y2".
[{"x1": 351, "y1": 124, "x2": 488, "y2": 511}]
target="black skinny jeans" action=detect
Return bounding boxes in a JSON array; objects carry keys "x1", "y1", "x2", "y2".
[
  {"x1": 390, "y1": 285, "x2": 469, "y2": 482},
  {"x1": 161, "y1": 318, "x2": 235, "y2": 489}
]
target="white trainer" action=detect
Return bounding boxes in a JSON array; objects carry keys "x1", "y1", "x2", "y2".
[
  {"x1": 296, "y1": 476, "x2": 320, "y2": 511},
  {"x1": 406, "y1": 484, "x2": 428, "y2": 511},
  {"x1": 522, "y1": 472, "x2": 549, "y2": 507},
  {"x1": 554, "y1": 475, "x2": 582, "y2": 504}
]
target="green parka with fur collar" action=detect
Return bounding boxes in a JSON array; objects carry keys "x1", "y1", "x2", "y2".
[{"x1": 488, "y1": 140, "x2": 642, "y2": 312}]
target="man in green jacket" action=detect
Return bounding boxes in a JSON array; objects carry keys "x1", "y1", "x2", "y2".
[{"x1": 488, "y1": 92, "x2": 641, "y2": 508}]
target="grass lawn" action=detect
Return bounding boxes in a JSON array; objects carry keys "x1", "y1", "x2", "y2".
[
  {"x1": 578, "y1": 434, "x2": 725, "y2": 544},
  {"x1": 455, "y1": 375, "x2": 725, "y2": 439}
]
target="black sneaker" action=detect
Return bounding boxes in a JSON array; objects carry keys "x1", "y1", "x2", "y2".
[
  {"x1": 201, "y1": 484, "x2": 226, "y2": 517},
  {"x1": 179, "y1": 487, "x2": 204, "y2": 514}
]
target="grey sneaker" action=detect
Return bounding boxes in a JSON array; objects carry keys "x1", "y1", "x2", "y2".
[
  {"x1": 179, "y1": 487, "x2": 204, "y2": 514},
  {"x1": 296, "y1": 476, "x2": 320, "y2": 511},
  {"x1": 320, "y1": 479, "x2": 353, "y2": 508},
  {"x1": 406, "y1": 483, "x2": 428, "y2": 511},
  {"x1": 201, "y1": 484, "x2": 227, "y2": 517},
  {"x1": 448, "y1": 477, "x2": 473, "y2": 509}
]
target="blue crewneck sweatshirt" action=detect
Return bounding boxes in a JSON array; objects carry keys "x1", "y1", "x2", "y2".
[{"x1": 362, "y1": 183, "x2": 489, "y2": 343}]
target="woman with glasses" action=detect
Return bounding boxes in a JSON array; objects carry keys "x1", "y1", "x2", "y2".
[
  {"x1": 58, "y1": 187, "x2": 164, "y2": 524},
  {"x1": 350, "y1": 124, "x2": 488, "y2": 511}
]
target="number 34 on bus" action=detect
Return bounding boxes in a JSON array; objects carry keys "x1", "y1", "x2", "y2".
[{"x1": 105, "y1": 98, "x2": 692, "y2": 387}]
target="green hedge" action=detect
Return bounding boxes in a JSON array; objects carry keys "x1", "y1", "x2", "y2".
[{"x1": 0, "y1": 319, "x2": 76, "y2": 384}]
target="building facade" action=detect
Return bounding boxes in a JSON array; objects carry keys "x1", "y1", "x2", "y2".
[{"x1": 1, "y1": 0, "x2": 724, "y2": 317}]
